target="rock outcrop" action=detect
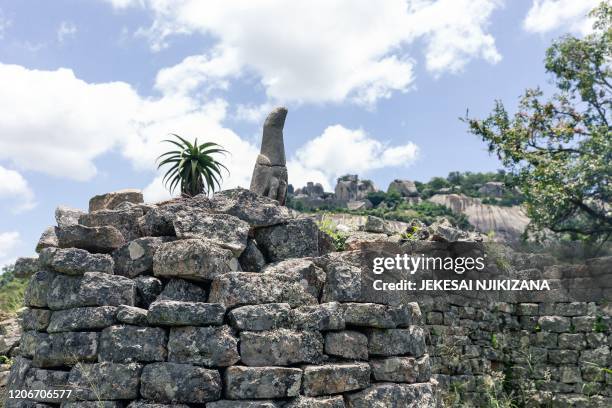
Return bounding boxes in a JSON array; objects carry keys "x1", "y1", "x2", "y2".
[
  {"x1": 334, "y1": 175, "x2": 376, "y2": 202},
  {"x1": 387, "y1": 179, "x2": 418, "y2": 197},
  {"x1": 428, "y1": 193, "x2": 529, "y2": 241},
  {"x1": 250, "y1": 107, "x2": 289, "y2": 205}
]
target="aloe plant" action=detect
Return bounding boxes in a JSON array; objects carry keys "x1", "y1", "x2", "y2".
[{"x1": 157, "y1": 134, "x2": 228, "y2": 197}]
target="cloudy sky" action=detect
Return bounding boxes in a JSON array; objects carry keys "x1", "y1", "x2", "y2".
[{"x1": 0, "y1": 0, "x2": 600, "y2": 266}]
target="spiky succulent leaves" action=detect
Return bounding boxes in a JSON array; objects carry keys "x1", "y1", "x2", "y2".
[{"x1": 157, "y1": 134, "x2": 228, "y2": 197}]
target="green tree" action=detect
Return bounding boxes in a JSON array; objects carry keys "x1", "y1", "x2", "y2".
[
  {"x1": 157, "y1": 134, "x2": 228, "y2": 197},
  {"x1": 466, "y1": 2, "x2": 612, "y2": 243}
]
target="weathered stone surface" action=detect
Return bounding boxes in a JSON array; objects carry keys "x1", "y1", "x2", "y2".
[
  {"x1": 210, "y1": 188, "x2": 292, "y2": 227},
  {"x1": 14, "y1": 257, "x2": 39, "y2": 278},
  {"x1": 318, "y1": 252, "x2": 362, "y2": 303},
  {"x1": 228, "y1": 303, "x2": 292, "y2": 331},
  {"x1": 68, "y1": 362, "x2": 142, "y2": 400},
  {"x1": 262, "y1": 258, "x2": 325, "y2": 298},
  {"x1": 40, "y1": 247, "x2": 114, "y2": 275},
  {"x1": 47, "y1": 306, "x2": 116, "y2": 332},
  {"x1": 21, "y1": 308, "x2": 51, "y2": 331},
  {"x1": 225, "y1": 366, "x2": 302, "y2": 399},
  {"x1": 153, "y1": 238, "x2": 236, "y2": 281},
  {"x1": 240, "y1": 329, "x2": 323, "y2": 366},
  {"x1": 388, "y1": 179, "x2": 419, "y2": 197},
  {"x1": 80, "y1": 207, "x2": 144, "y2": 241},
  {"x1": 254, "y1": 219, "x2": 319, "y2": 262},
  {"x1": 284, "y1": 396, "x2": 345, "y2": 408},
  {"x1": 47, "y1": 272, "x2": 136, "y2": 310},
  {"x1": 367, "y1": 327, "x2": 426, "y2": 357},
  {"x1": 174, "y1": 211, "x2": 249, "y2": 256},
  {"x1": 345, "y1": 382, "x2": 435, "y2": 408},
  {"x1": 335, "y1": 175, "x2": 376, "y2": 202},
  {"x1": 138, "y1": 196, "x2": 210, "y2": 236},
  {"x1": 24, "y1": 270, "x2": 57, "y2": 308},
  {"x1": 363, "y1": 216, "x2": 389, "y2": 234},
  {"x1": 538, "y1": 316, "x2": 571, "y2": 332},
  {"x1": 36, "y1": 226, "x2": 58, "y2": 253},
  {"x1": 19, "y1": 331, "x2": 45, "y2": 358},
  {"x1": 343, "y1": 303, "x2": 415, "y2": 328},
  {"x1": 0, "y1": 317, "x2": 21, "y2": 355},
  {"x1": 147, "y1": 300, "x2": 225, "y2": 326},
  {"x1": 238, "y1": 239, "x2": 267, "y2": 272},
  {"x1": 209, "y1": 272, "x2": 317, "y2": 308},
  {"x1": 134, "y1": 275, "x2": 163, "y2": 308},
  {"x1": 292, "y1": 302, "x2": 345, "y2": 331},
  {"x1": 99, "y1": 325, "x2": 167, "y2": 363},
  {"x1": 428, "y1": 218, "x2": 478, "y2": 243},
  {"x1": 4, "y1": 357, "x2": 32, "y2": 396},
  {"x1": 207, "y1": 402, "x2": 280, "y2": 408},
  {"x1": 33, "y1": 332, "x2": 98, "y2": 367},
  {"x1": 89, "y1": 189, "x2": 143, "y2": 212},
  {"x1": 249, "y1": 107, "x2": 289, "y2": 204},
  {"x1": 168, "y1": 325, "x2": 239, "y2": 367},
  {"x1": 63, "y1": 402, "x2": 123, "y2": 407},
  {"x1": 56, "y1": 224, "x2": 125, "y2": 253},
  {"x1": 116, "y1": 305, "x2": 148, "y2": 326},
  {"x1": 157, "y1": 278, "x2": 206, "y2": 303},
  {"x1": 140, "y1": 362, "x2": 221, "y2": 403},
  {"x1": 21, "y1": 368, "x2": 70, "y2": 402},
  {"x1": 126, "y1": 403, "x2": 190, "y2": 408},
  {"x1": 302, "y1": 363, "x2": 370, "y2": 397},
  {"x1": 55, "y1": 206, "x2": 84, "y2": 228},
  {"x1": 370, "y1": 355, "x2": 431, "y2": 383},
  {"x1": 324, "y1": 331, "x2": 368, "y2": 360},
  {"x1": 113, "y1": 237, "x2": 172, "y2": 277}
]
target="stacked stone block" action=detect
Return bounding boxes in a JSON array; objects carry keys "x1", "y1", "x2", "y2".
[
  {"x1": 6, "y1": 188, "x2": 436, "y2": 407},
  {"x1": 425, "y1": 297, "x2": 611, "y2": 407}
]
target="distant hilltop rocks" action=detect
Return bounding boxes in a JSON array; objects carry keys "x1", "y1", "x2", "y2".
[
  {"x1": 334, "y1": 174, "x2": 376, "y2": 202},
  {"x1": 289, "y1": 174, "x2": 530, "y2": 241},
  {"x1": 290, "y1": 175, "x2": 422, "y2": 212}
]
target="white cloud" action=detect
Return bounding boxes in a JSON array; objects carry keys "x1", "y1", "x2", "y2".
[
  {"x1": 0, "y1": 63, "x2": 140, "y2": 180},
  {"x1": 57, "y1": 21, "x2": 77, "y2": 43},
  {"x1": 288, "y1": 125, "x2": 419, "y2": 190},
  {"x1": 106, "y1": 0, "x2": 502, "y2": 106},
  {"x1": 524, "y1": 0, "x2": 599, "y2": 35},
  {"x1": 407, "y1": 0, "x2": 502, "y2": 74},
  {"x1": 0, "y1": 231, "x2": 21, "y2": 268},
  {"x1": 235, "y1": 103, "x2": 273, "y2": 124},
  {"x1": 0, "y1": 63, "x2": 418, "y2": 204},
  {"x1": 0, "y1": 63, "x2": 258, "y2": 191},
  {"x1": 154, "y1": 47, "x2": 241, "y2": 96},
  {"x1": 0, "y1": 166, "x2": 35, "y2": 212}
]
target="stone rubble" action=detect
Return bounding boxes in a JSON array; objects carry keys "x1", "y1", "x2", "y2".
[{"x1": 4, "y1": 186, "x2": 609, "y2": 407}]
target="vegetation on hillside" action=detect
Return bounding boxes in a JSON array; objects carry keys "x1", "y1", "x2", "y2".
[
  {"x1": 289, "y1": 193, "x2": 471, "y2": 230},
  {"x1": 0, "y1": 264, "x2": 27, "y2": 320},
  {"x1": 466, "y1": 2, "x2": 611, "y2": 244},
  {"x1": 415, "y1": 170, "x2": 524, "y2": 206}
]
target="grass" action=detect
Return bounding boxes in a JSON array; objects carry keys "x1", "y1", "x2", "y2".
[{"x1": 0, "y1": 264, "x2": 27, "y2": 321}]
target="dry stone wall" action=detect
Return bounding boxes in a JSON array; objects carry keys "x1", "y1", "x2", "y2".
[{"x1": 5, "y1": 189, "x2": 436, "y2": 407}]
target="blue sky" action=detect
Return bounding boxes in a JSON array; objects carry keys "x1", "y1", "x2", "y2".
[{"x1": 0, "y1": 0, "x2": 600, "y2": 266}]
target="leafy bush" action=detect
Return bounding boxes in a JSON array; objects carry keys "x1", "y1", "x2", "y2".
[{"x1": 316, "y1": 218, "x2": 348, "y2": 251}]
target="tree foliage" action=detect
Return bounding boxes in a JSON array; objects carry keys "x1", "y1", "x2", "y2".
[
  {"x1": 157, "y1": 134, "x2": 228, "y2": 197},
  {"x1": 466, "y1": 2, "x2": 612, "y2": 243}
]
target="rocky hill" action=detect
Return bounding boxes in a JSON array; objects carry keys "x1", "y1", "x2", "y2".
[{"x1": 428, "y1": 193, "x2": 529, "y2": 242}]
